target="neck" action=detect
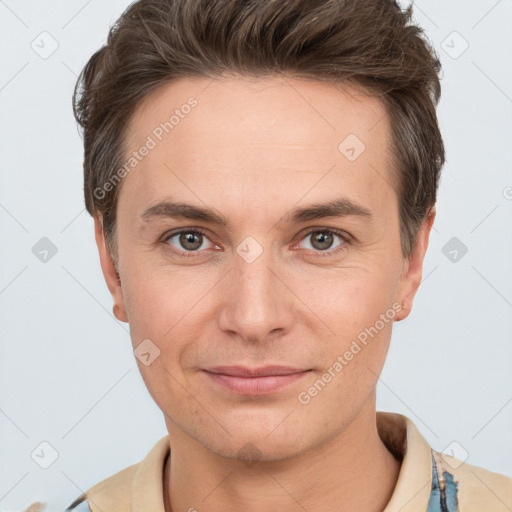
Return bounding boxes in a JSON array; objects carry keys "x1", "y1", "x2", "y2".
[{"x1": 163, "y1": 395, "x2": 401, "y2": 512}]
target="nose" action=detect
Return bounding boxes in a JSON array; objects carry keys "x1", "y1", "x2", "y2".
[{"x1": 216, "y1": 244, "x2": 296, "y2": 344}]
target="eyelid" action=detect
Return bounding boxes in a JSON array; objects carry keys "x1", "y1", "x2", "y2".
[
  {"x1": 296, "y1": 226, "x2": 352, "y2": 243},
  {"x1": 161, "y1": 226, "x2": 351, "y2": 257},
  {"x1": 161, "y1": 227, "x2": 218, "y2": 257},
  {"x1": 291, "y1": 226, "x2": 350, "y2": 257}
]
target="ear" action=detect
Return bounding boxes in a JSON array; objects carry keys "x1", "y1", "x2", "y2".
[
  {"x1": 394, "y1": 207, "x2": 436, "y2": 322},
  {"x1": 93, "y1": 214, "x2": 128, "y2": 323}
]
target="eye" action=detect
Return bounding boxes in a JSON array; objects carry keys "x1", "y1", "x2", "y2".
[
  {"x1": 295, "y1": 228, "x2": 349, "y2": 257},
  {"x1": 161, "y1": 227, "x2": 350, "y2": 259},
  {"x1": 163, "y1": 228, "x2": 218, "y2": 257}
]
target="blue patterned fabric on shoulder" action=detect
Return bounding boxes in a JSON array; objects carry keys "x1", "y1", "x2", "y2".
[
  {"x1": 427, "y1": 451, "x2": 460, "y2": 512},
  {"x1": 64, "y1": 494, "x2": 93, "y2": 512}
]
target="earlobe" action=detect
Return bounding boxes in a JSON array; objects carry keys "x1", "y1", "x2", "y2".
[
  {"x1": 394, "y1": 207, "x2": 436, "y2": 322},
  {"x1": 112, "y1": 303, "x2": 126, "y2": 322},
  {"x1": 93, "y1": 215, "x2": 128, "y2": 323}
]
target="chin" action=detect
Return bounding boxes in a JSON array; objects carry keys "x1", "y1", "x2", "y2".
[
  {"x1": 197, "y1": 412, "x2": 313, "y2": 463},
  {"x1": 209, "y1": 434, "x2": 307, "y2": 465}
]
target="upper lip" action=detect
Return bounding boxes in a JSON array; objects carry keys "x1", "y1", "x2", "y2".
[{"x1": 203, "y1": 366, "x2": 309, "y2": 377}]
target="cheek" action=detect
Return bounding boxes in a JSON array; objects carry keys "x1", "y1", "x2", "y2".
[
  {"x1": 319, "y1": 263, "x2": 399, "y2": 333},
  {"x1": 307, "y1": 261, "x2": 399, "y2": 392},
  {"x1": 121, "y1": 263, "x2": 219, "y2": 371},
  {"x1": 298, "y1": 314, "x2": 394, "y2": 418},
  {"x1": 121, "y1": 268, "x2": 183, "y2": 348}
]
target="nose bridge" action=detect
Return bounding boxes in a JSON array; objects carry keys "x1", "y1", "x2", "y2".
[{"x1": 217, "y1": 237, "x2": 293, "y2": 341}]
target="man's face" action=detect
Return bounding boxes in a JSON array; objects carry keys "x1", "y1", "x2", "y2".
[{"x1": 96, "y1": 76, "x2": 430, "y2": 461}]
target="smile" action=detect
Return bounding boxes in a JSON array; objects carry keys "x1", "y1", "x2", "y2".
[{"x1": 201, "y1": 366, "x2": 311, "y2": 395}]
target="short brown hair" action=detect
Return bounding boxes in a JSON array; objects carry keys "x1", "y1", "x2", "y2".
[{"x1": 73, "y1": 0, "x2": 445, "y2": 264}]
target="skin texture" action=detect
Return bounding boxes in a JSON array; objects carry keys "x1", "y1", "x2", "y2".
[{"x1": 94, "y1": 75, "x2": 435, "y2": 512}]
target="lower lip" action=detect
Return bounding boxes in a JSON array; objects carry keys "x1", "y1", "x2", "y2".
[{"x1": 202, "y1": 371, "x2": 310, "y2": 395}]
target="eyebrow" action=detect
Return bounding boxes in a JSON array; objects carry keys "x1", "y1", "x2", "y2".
[{"x1": 140, "y1": 197, "x2": 373, "y2": 227}]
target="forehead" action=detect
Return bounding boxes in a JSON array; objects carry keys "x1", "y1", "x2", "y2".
[
  {"x1": 118, "y1": 75, "x2": 396, "y2": 223},
  {"x1": 125, "y1": 75, "x2": 389, "y2": 149}
]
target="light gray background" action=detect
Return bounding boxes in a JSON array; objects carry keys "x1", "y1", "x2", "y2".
[{"x1": 1, "y1": 0, "x2": 511, "y2": 510}]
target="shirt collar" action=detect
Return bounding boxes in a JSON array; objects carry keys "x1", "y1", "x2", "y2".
[
  {"x1": 378, "y1": 411, "x2": 434, "y2": 511},
  {"x1": 99, "y1": 412, "x2": 434, "y2": 512}
]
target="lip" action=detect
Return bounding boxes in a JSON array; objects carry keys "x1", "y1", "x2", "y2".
[{"x1": 201, "y1": 366, "x2": 311, "y2": 395}]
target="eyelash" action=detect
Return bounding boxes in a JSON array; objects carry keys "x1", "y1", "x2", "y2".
[{"x1": 161, "y1": 227, "x2": 350, "y2": 259}]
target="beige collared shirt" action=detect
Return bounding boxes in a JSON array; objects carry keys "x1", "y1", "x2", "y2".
[{"x1": 65, "y1": 412, "x2": 512, "y2": 512}]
